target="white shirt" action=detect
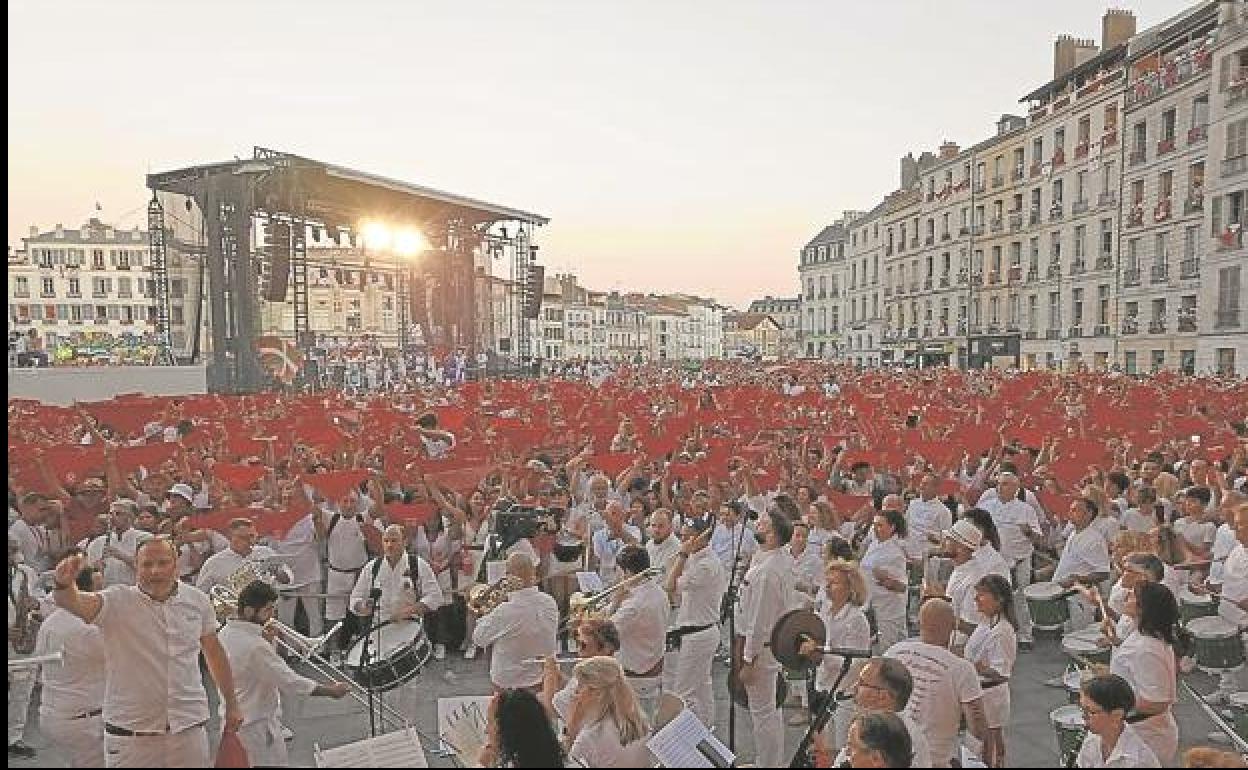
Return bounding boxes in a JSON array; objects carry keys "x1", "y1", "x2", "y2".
[
  {"x1": 735, "y1": 548, "x2": 798, "y2": 663},
  {"x1": 34, "y1": 607, "x2": 106, "y2": 719},
  {"x1": 217, "y1": 619, "x2": 316, "y2": 727},
  {"x1": 814, "y1": 602, "x2": 871, "y2": 693},
  {"x1": 471, "y1": 585, "x2": 559, "y2": 688},
  {"x1": 1053, "y1": 526, "x2": 1110, "y2": 585},
  {"x1": 93, "y1": 582, "x2": 218, "y2": 732},
  {"x1": 177, "y1": 530, "x2": 229, "y2": 581},
  {"x1": 1121, "y1": 507, "x2": 1158, "y2": 534},
  {"x1": 946, "y1": 557, "x2": 989, "y2": 633},
  {"x1": 86, "y1": 527, "x2": 153, "y2": 587},
  {"x1": 711, "y1": 520, "x2": 757, "y2": 581},
  {"x1": 325, "y1": 510, "x2": 373, "y2": 572},
  {"x1": 568, "y1": 718, "x2": 652, "y2": 769},
  {"x1": 861, "y1": 537, "x2": 908, "y2": 619},
  {"x1": 610, "y1": 578, "x2": 669, "y2": 675},
  {"x1": 1210, "y1": 523, "x2": 1238, "y2": 582},
  {"x1": 1075, "y1": 723, "x2": 1160, "y2": 768},
  {"x1": 592, "y1": 524, "x2": 641, "y2": 586},
  {"x1": 1219, "y1": 543, "x2": 1248, "y2": 628},
  {"x1": 275, "y1": 513, "x2": 322, "y2": 588},
  {"x1": 195, "y1": 544, "x2": 282, "y2": 596},
  {"x1": 1109, "y1": 631, "x2": 1178, "y2": 763},
  {"x1": 673, "y1": 548, "x2": 727, "y2": 628},
  {"x1": 349, "y1": 552, "x2": 444, "y2": 619},
  {"x1": 974, "y1": 545, "x2": 1011, "y2": 581},
  {"x1": 9, "y1": 518, "x2": 49, "y2": 572},
  {"x1": 905, "y1": 497, "x2": 952, "y2": 560},
  {"x1": 964, "y1": 618, "x2": 1017, "y2": 728},
  {"x1": 1173, "y1": 516, "x2": 1216, "y2": 553},
  {"x1": 832, "y1": 711, "x2": 932, "y2": 768},
  {"x1": 885, "y1": 639, "x2": 984, "y2": 768},
  {"x1": 645, "y1": 535, "x2": 682, "y2": 578},
  {"x1": 981, "y1": 498, "x2": 1039, "y2": 563}
]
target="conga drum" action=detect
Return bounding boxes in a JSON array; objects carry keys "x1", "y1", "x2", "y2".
[
  {"x1": 1025, "y1": 581, "x2": 1070, "y2": 631},
  {"x1": 1061, "y1": 627, "x2": 1110, "y2": 667},
  {"x1": 1178, "y1": 588, "x2": 1219, "y2": 625},
  {"x1": 1050, "y1": 704, "x2": 1087, "y2": 767},
  {"x1": 1188, "y1": 616, "x2": 1246, "y2": 673}
]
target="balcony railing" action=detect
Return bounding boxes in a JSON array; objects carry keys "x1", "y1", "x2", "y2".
[
  {"x1": 941, "y1": 232, "x2": 951, "y2": 242},
  {"x1": 959, "y1": 226, "x2": 970, "y2": 236},
  {"x1": 1188, "y1": 125, "x2": 1208, "y2": 144},
  {"x1": 991, "y1": 218, "x2": 1004, "y2": 233},
  {"x1": 1094, "y1": 324, "x2": 1110, "y2": 337},
  {"x1": 1122, "y1": 318, "x2": 1138, "y2": 335},
  {"x1": 925, "y1": 235, "x2": 935, "y2": 246},
  {"x1": 939, "y1": 274, "x2": 950, "y2": 288},
  {"x1": 1095, "y1": 255, "x2": 1115, "y2": 271},
  {"x1": 1011, "y1": 167, "x2": 1025, "y2": 182},
  {"x1": 1052, "y1": 148, "x2": 1066, "y2": 168},
  {"x1": 1070, "y1": 260, "x2": 1087, "y2": 275},
  {"x1": 1154, "y1": 198, "x2": 1172, "y2": 222},
  {"x1": 1030, "y1": 162, "x2": 1043, "y2": 179},
  {"x1": 1185, "y1": 193, "x2": 1204, "y2": 215},
  {"x1": 1025, "y1": 330, "x2": 1038, "y2": 339},
  {"x1": 1157, "y1": 137, "x2": 1177, "y2": 156},
  {"x1": 1069, "y1": 326, "x2": 1084, "y2": 338},
  {"x1": 885, "y1": 246, "x2": 894, "y2": 256},
  {"x1": 1009, "y1": 212, "x2": 1023, "y2": 231},
  {"x1": 923, "y1": 278, "x2": 933, "y2": 290},
  {"x1": 1074, "y1": 140, "x2": 1090, "y2": 159},
  {"x1": 1228, "y1": 69, "x2": 1248, "y2": 106},
  {"x1": 1178, "y1": 315, "x2": 1198, "y2": 332},
  {"x1": 1148, "y1": 320, "x2": 1167, "y2": 334},
  {"x1": 957, "y1": 269, "x2": 969, "y2": 284},
  {"x1": 986, "y1": 272, "x2": 1000, "y2": 285},
  {"x1": 1127, "y1": 205, "x2": 1145, "y2": 227},
  {"x1": 883, "y1": 287, "x2": 892, "y2": 297},
  {"x1": 1129, "y1": 148, "x2": 1147, "y2": 166},
  {"x1": 1027, "y1": 267, "x2": 1039, "y2": 281},
  {"x1": 972, "y1": 224, "x2": 985, "y2": 236},
  {"x1": 1029, "y1": 209, "x2": 1041, "y2": 226},
  {"x1": 1151, "y1": 263, "x2": 1170, "y2": 283},
  {"x1": 13, "y1": 289, "x2": 29, "y2": 298},
  {"x1": 1180, "y1": 258, "x2": 1200, "y2": 279},
  {"x1": 1047, "y1": 263, "x2": 1062, "y2": 279},
  {"x1": 1008, "y1": 266, "x2": 1022, "y2": 283},
  {"x1": 971, "y1": 272, "x2": 984, "y2": 286},
  {"x1": 1223, "y1": 156, "x2": 1248, "y2": 177},
  {"x1": 1218, "y1": 227, "x2": 1244, "y2": 251},
  {"x1": 1072, "y1": 199, "x2": 1089, "y2": 216},
  {"x1": 909, "y1": 238, "x2": 920, "y2": 249},
  {"x1": 992, "y1": 175, "x2": 1004, "y2": 188},
  {"x1": 1050, "y1": 204, "x2": 1064, "y2": 221},
  {"x1": 1216, "y1": 309, "x2": 1241, "y2": 328},
  {"x1": 910, "y1": 282, "x2": 920, "y2": 293},
  {"x1": 1098, "y1": 190, "x2": 1117, "y2": 208},
  {"x1": 1127, "y1": 49, "x2": 1213, "y2": 108},
  {"x1": 1123, "y1": 268, "x2": 1141, "y2": 286},
  {"x1": 1101, "y1": 128, "x2": 1118, "y2": 148}
]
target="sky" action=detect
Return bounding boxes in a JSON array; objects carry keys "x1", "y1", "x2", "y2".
[{"x1": 8, "y1": 0, "x2": 1191, "y2": 309}]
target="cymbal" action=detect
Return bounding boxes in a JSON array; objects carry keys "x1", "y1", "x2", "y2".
[{"x1": 770, "y1": 609, "x2": 825, "y2": 670}]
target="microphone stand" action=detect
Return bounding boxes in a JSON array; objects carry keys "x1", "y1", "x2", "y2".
[
  {"x1": 790, "y1": 655, "x2": 855, "y2": 768},
  {"x1": 362, "y1": 586, "x2": 382, "y2": 738},
  {"x1": 724, "y1": 510, "x2": 753, "y2": 753}
]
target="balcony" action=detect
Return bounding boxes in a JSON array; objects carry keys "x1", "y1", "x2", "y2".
[
  {"x1": 1025, "y1": 330, "x2": 1038, "y2": 339},
  {"x1": 1007, "y1": 265, "x2": 1022, "y2": 283},
  {"x1": 1047, "y1": 263, "x2": 1062, "y2": 279},
  {"x1": 1154, "y1": 198, "x2": 1172, "y2": 222},
  {"x1": 1101, "y1": 129, "x2": 1118, "y2": 149},
  {"x1": 1123, "y1": 267, "x2": 1141, "y2": 286},
  {"x1": 1217, "y1": 227, "x2": 1244, "y2": 251},
  {"x1": 957, "y1": 269, "x2": 969, "y2": 284},
  {"x1": 1127, "y1": 50, "x2": 1213, "y2": 108},
  {"x1": 1030, "y1": 162, "x2": 1043, "y2": 179},
  {"x1": 1216, "y1": 309, "x2": 1241, "y2": 328},
  {"x1": 885, "y1": 245, "x2": 894, "y2": 256},
  {"x1": 91, "y1": 292, "x2": 108, "y2": 299},
  {"x1": 883, "y1": 287, "x2": 893, "y2": 297},
  {"x1": 907, "y1": 327, "x2": 918, "y2": 339},
  {"x1": 12, "y1": 289, "x2": 29, "y2": 298},
  {"x1": 1027, "y1": 267, "x2": 1039, "y2": 281},
  {"x1": 1094, "y1": 324, "x2": 1110, "y2": 337},
  {"x1": 923, "y1": 278, "x2": 933, "y2": 290},
  {"x1": 1098, "y1": 190, "x2": 1117, "y2": 208},
  {"x1": 925, "y1": 235, "x2": 935, "y2": 246},
  {"x1": 1121, "y1": 318, "x2": 1138, "y2": 335},
  {"x1": 1185, "y1": 193, "x2": 1204, "y2": 215},
  {"x1": 1148, "y1": 320, "x2": 1167, "y2": 334},
  {"x1": 1046, "y1": 329, "x2": 1061, "y2": 340},
  {"x1": 1223, "y1": 156, "x2": 1248, "y2": 177},
  {"x1": 1029, "y1": 209, "x2": 1042, "y2": 226},
  {"x1": 941, "y1": 232, "x2": 952, "y2": 242},
  {"x1": 1129, "y1": 148, "x2": 1147, "y2": 166},
  {"x1": 1049, "y1": 203, "x2": 1064, "y2": 221},
  {"x1": 1074, "y1": 140, "x2": 1091, "y2": 159},
  {"x1": 973, "y1": 181, "x2": 986, "y2": 194},
  {"x1": 1011, "y1": 167, "x2": 1025, "y2": 182},
  {"x1": 939, "y1": 274, "x2": 950, "y2": 288},
  {"x1": 1069, "y1": 260, "x2": 1087, "y2": 276},
  {"x1": 1127, "y1": 205, "x2": 1145, "y2": 227},
  {"x1": 1052, "y1": 148, "x2": 1066, "y2": 168},
  {"x1": 970, "y1": 272, "x2": 984, "y2": 286},
  {"x1": 94, "y1": 318, "x2": 109, "y2": 325},
  {"x1": 959, "y1": 226, "x2": 970, "y2": 236},
  {"x1": 991, "y1": 218, "x2": 1004, "y2": 233},
  {"x1": 66, "y1": 291, "x2": 81, "y2": 298},
  {"x1": 1072, "y1": 199, "x2": 1089, "y2": 216},
  {"x1": 1180, "y1": 258, "x2": 1200, "y2": 279},
  {"x1": 1178, "y1": 314, "x2": 1198, "y2": 333},
  {"x1": 1188, "y1": 125, "x2": 1207, "y2": 145},
  {"x1": 986, "y1": 272, "x2": 1000, "y2": 285},
  {"x1": 1157, "y1": 137, "x2": 1176, "y2": 156},
  {"x1": 972, "y1": 224, "x2": 986, "y2": 236},
  {"x1": 1095, "y1": 255, "x2": 1115, "y2": 271},
  {"x1": 1151, "y1": 263, "x2": 1170, "y2": 283},
  {"x1": 1009, "y1": 212, "x2": 1023, "y2": 231},
  {"x1": 909, "y1": 238, "x2": 920, "y2": 249},
  {"x1": 910, "y1": 282, "x2": 920, "y2": 293},
  {"x1": 1069, "y1": 326, "x2": 1084, "y2": 338},
  {"x1": 992, "y1": 175, "x2": 1004, "y2": 188}
]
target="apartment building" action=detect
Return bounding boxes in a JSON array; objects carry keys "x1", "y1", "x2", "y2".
[
  {"x1": 748, "y1": 296, "x2": 801, "y2": 358},
  {"x1": 798, "y1": 223, "x2": 847, "y2": 359}
]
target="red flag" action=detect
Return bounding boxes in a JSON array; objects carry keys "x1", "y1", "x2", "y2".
[
  {"x1": 213, "y1": 463, "x2": 268, "y2": 492},
  {"x1": 386, "y1": 502, "x2": 437, "y2": 527},
  {"x1": 303, "y1": 470, "x2": 369, "y2": 502}
]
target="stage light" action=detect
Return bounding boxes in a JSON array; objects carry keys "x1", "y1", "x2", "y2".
[
  {"x1": 361, "y1": 221, "x2": 391, "y2": 250},
  {"x1": 393, "y1": 228, "x2": 428, "y2": 258}
]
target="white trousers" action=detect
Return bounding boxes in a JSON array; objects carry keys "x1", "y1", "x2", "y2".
[
  {"x1": 278, "y1": 581, "x2": 325, "y2": 638},
  {"x1": 742, "y1": 647, "x2": 785, "y2": 768},
  {"x1": 1010, "y1": 559, "x2": 1034, "y2": 642},
  {"x1": 41, "y1": 712, "x2": 105, "y2": 768},
  {"x1": 672, "y1": 626, "x2": 719, "y2": 729},
  {"x1": 232, "y1": 718, "x2": 290, "y2": 768},
  {"x1": 7, "y1": 664, "x2": 35, "y2": 745},
  {"x1": 325, "y1": 568, "x2": 360, "y2": 621},
  {"x1": 104, "y1": 725, "x2": 210, "y2": 769}
]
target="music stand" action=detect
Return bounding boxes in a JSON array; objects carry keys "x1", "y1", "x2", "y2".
[{"x1": 789, "y1": 656, "x2": 855, "y2": 768}]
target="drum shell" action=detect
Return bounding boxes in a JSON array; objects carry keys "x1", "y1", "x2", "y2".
[
  {"x1": 346, "y1": 620, "x2": 432, "y2": 691},
  {"x1": 1179, "y1": 591, "x2": 1219, "y2": 625},
  {"x1": 1025, "y1": 582, "x2": 1071, "y2": 630},
  {"x1": 1050, "y1": 704, "x2": 1087, "y2": 768},
  {"x1": 1061, "y1": 635, "x2": 1111, "y2": 667},
  {"x1": 1188, "y1": 617, "x2": 1246, "y2": 672},
  {"x1": 1229, "y1": 692, "x2": 1248, "y2": 742}
]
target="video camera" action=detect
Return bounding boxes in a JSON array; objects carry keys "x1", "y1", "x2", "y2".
[{"x1": 490, "y1": 501, "x2": 565, "y2": 550}]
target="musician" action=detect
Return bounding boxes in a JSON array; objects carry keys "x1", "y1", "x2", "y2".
[
  {"x1": 828, "y1": 657, "x2": 931, "y2": 768},
  {"x1": 1054, "y1": 498, "x2": 1112, "y2": 631},
  {"x1": 350, "y1": 524, "x2": 443, "y2": 625},
  {"x1": 564, "y1": 656, "x2": 652, "y2": 768},
  {"x1": 905, "y1": 475, "x2": 952, "y2": 561},
  {"x1": 273, "y1": 509, "x2": 324, "y2": 640},
  {"x1": 800, "y1": 559, "x2": 872, "y2": 752},
  {"x1": 605, "y1": 545, "x2": 668, "y2": 719},
  {"x1": 734, "y1": 509, "x2": 798, "y2": 768},
  {"x1": 861, "y1": 509, "x2": 909, "y2": 651},
  {"x1": 33, "y1": 562, "x2": 106, "y2": 768},
  {"x1": 472, "y1": 552, "x2": 559, "y2": 693},
  {"x1": 85, "y1": 498, "x2": 153, "y2": 587},
  {"x1": 664, "y1": 514, "x2": 725, "y2": 728},
  {"x1": 644, "y1": 509, "x2": 682, "y2": 578},
  {"x1": 979, "y1": 472, "x2": 1042, "y2": 648},
  {"x1": 591, "y1": 501, "x2": 640, "y2": 586},
  {"x1": 1211, "y1": 502, "x2": 1248, "y2": 691},
  {"x1": 1108, "y1": 581, "x2": 1182, "y2": 765},
  {"x1": 480, "y1": 688, "x2": 566, "y2": 768},
  {"x1": 963, "y1": 574, "x2": 1017, "y2": 766},
  {"x1": 924, "y1": 519, "x2": 988, "y2": 647},
  {"x1": 218, "y1": 580, "x2": 349, "y2": 767},
  {"x1": 170, "y1": 513, "x2": 228, "y2": 584},
  {"x1": 50, "y1": 538, "x2": 242, "y2": 767},
  {"x1": 8, "y1": 535, "x2": 44, "y2": 759},
  {"x1": 9, "y1": 492, "x2": 50, "y2": 572},
  {"x1": 844, "y1": 712, "x2": 914, "y2": 768},
  {"x1": 542, "y1": 616, "x2": 621, "y2": 723},
  {"x1": 788, "y1": 520, "x2": 824, "y2": 600},
  {"x1": 321, "y1": 491, "x2": 381, "y2": 651},
  {"x1": 196, "y1": 517, "x2": 292, "y2": 595},
  {"x1": 1074, "y1": 673, "x2": 1160, "y2": 768},
  {"x1": 884, "y1": 598, "x2": 996, "y2": 768}
]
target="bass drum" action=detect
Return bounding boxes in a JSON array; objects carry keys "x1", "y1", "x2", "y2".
[
  {"x1": 345, "y1": 619, "x2": 431, "y2": 691},
  {"x1": 728, "y1": 635, "x2": 789, "y2": 708}
]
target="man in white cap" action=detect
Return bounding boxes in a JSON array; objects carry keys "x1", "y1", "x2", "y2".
[
  {"x1": 166, "y1": 483, "x2": 196, "y2": 518},
  {"x1": 923, "y1": 518, "x2": 987, "y2": 649}
]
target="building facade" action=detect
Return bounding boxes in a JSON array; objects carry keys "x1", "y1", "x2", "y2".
[
  {"x1": 798, "y1": 223, "x2": 847, "y2": 359},
  {"x1": 748, "y1": 296, "x2": 801, "y2": 358},
  {"x1": 723, "y1": 312, "x2": 783, "y2": 359}
]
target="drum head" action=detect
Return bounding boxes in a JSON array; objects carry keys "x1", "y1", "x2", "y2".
[
  {"x1": 1050, "y1": 704, "x2": 1084, "y2": 727},
  {"x1": 1189, "y1": 616, "x2": 1237, "y2": 637},
  {"x1": 1025, "y1": 581, "x2": 1063, "y2": 600},
  {"x1": 770, "y1": 610, "x2": 826, "y2": 670}
]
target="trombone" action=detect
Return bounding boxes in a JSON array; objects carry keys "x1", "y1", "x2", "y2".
[
  {"x1": 210, "y1": 581, "x2": 410, "y2": 733},
  {"x1": 562, "y1": 566, "x2": 663, "y2": 632}
]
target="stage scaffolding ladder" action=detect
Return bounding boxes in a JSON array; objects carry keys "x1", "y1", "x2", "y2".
[{"x1": 146, "y1": 195, "x2": 177, "y2": 366}]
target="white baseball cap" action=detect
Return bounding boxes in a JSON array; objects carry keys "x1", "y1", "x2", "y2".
[
  {"x1": 943, "y1": 518, "x2": 983, "y2": 550},
  {"x1": 167, "y1": 483, "x2": 195, "y2": 503}
]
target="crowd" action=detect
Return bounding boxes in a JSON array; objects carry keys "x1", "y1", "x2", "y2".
[{"x1": 7, "y1": 361, "x2": 1248, "y2": 768}]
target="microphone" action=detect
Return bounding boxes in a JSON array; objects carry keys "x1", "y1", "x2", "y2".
[
  {"x1": 816, "y1": 647, "x2": 874, "y2": 659},
  {"x1": 523, "y1": 655, "x2": 579, "y2": 665}
]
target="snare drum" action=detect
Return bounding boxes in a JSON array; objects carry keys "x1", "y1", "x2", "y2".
[
  {"x1": 1229, "y1": 692, "x2": 1248, "y2": 741},
  {"x1": 345, "y1": 619, "x2": 432, "y2": 691},
  {"x1": 1061, "y1": 628, "x2": 1111, "y2": 666},
  {"x1": 1188, "y1": 616, "x2": 1246, "y2": 672},
  {"x1": 1050, "y1": 704, "x2": 1087, "y2": 768},
  {"x1": 1179, "y1": 588, "x2": 1219, "y2": 625},
  {"x1": 1025, "y1": 581, "x2": 1070, "y2": 631}
]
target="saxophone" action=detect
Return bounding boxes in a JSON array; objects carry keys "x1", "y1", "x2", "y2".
[{"x1": 9, "y1": 567, "x2": 42, "y2": 655}]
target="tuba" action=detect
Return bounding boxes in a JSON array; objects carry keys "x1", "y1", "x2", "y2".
[
  {"x1": 466, "y1": 575, "x2": 524, "y2": 616},
  {"x1": 9, "y1": 567, "x2": 42, "y2": 655}
]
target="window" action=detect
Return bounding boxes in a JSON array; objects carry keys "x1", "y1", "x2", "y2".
[
  {"x1": 1192, "y1": 93, "x2": 1209, "y2": 129},
  {"x1": 1131, "y1": 180, "x2": 1145, "y2": 206},
  {"x1": 117, "y1": 277, "x2": 131, "y2": 297},
  {"x1": 1055, "y1": 127, "x2": 1066, "y2": 152},
  {"x1": 40, "y1": 277, "x2": 54, "y2": 297},
  {"x1": 1151, "y1": 349, "x2": 1165, "y2": 372},
  {"x1": 1104, "y1": 103, "x2": 1118, "y2": 131},
  {"x1": 69, "y1": 304, "x2": 83, "y2": 322},
  {"x1": 92, "y1": 251, "x2": 105, "y2": 270},
  {"x1": 1074, "y1": 225, "x2": 1086, "y2": 259},
  {"x1": 1029, "y1": 238, "x2": 1040, "y2": 269},
  {"x1": 1076, "y1": 170, "x2": 1087, "y2": 202},
  {"x1": 1227, "y1": 118, "x2": 1248, "y2": 167},
  {"x1": 1101, "y1": 160, "x2": 1116, "y2": 198},
  {"x1": 1048, "y1": 292, "x2": 1060, "y2": 329},
  {"x1": 171, "y1": 306, "x2": 185, "y2": 326},
  {"x1": 1133, "y1": 121, "x2": 1147, "y2": 154},
  {"x1": 1098, "y1": 285, "x2": 1110, "y2": 325},
  {"x1": 1028, "y1": 295, "x2": 1038, "y2": 331},
  {"x1": 1032, "y1": 137, "x2": 1044, "y2": 165},
  {"x1": 13, "y1": 276, "x2": 29, "y2": 296},
  {"x1": 1010, "y1": 241, "x2": 1022, "y2": 267},
  {"x1": 92, "y1": 277, "x2": 109, "y2": 297},
  {"x1": 1216, "y1": 348, "x2": 1237, "y2": 376},
  {"x1": 1185, "y1": 226, "x2": 1199, "y2": 259},
  {"x1": 1052, "y1": 179, "x2": 1064, "y2": 207},
  {"x1": 67, "y1": 277, "x2": 80, "y2": 297},
  {"x1": 1125, "y1": 351, "x2": 1137, "y2": 374},
  {"x1": 1161, "y1": 109, "x2": 1176, "y2": 142},
  {"x1": 1128, "y1": 238, "x2": 1140, "y2": 268},
  {"x1": 1072, "y1": 288, "x2": 1084, "y2": 325},
  {"x1": 1159, "y1": 171, "x2": 1173, "y2": 201},
  {"x1": 1155, "y1": 232, "x2": 1169, "y2": 263},
  {"x1": 1218, "y1": 266, "x2": 1242, "y2": 327},
  {"x1": 1078, "y1": 116, "x2": 1091, "y2": 144},
  {"x1": 1100, "y1": 219, "x2": 1113, "y2": 256},
  {"x1": 1050, "y1": 232, "x2": 1062, "y2": 262}
]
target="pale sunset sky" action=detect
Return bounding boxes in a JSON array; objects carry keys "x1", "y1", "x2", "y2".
[{"x1": 9, "y1": 0, "x2": 1190, "y2": 308}]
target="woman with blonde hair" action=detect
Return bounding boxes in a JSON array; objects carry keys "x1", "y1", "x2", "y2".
[
  {"x1": 565, "y1": 656, "x2": 652, "y2": 768},
  {"x1": 800, "y1": 559, "x2": 872, "y2": 752}
]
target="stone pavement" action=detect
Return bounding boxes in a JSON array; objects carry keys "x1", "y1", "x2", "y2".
[{"x1": 10, "y1": 632, "x2": 1238, "y2": 767}]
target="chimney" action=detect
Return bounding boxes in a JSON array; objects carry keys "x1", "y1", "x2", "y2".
[
  {"x1": 899, "y1": 152, "x2": 918, "y2": 190},
  {"x1": 28, "y1": 225, "x2": 38, "y2": 238},
  {"x1": 1074, "y1": 38, "x2": 1098, "y2": 69},
  {"x1": 1102, "y1": 9, "x2": 1136, "y2": 50},
  {"x1": 939, "y1": 141, "x2": 960, "y2": 160},
  {"x1": 54, "y1": 224, "x2": 64, "y2": 239},
  {"x1": 1054, "y1": 34, "x2": 1077, "y2": 79}
]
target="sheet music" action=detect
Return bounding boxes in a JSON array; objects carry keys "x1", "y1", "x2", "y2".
[
  {"x1": 576, "y1": 571, "x2": 605, "y2": 594},
  {"x1": 647, "y1": 709, "x2": 734, "y2": 769},
  {"x1": 437, "y1": 696, "x2": 493, "y2": 761},
  {"x1": 485, "y1": 560, "x2": 506, "y2": 584},
  {"x1": 313, "y1": 727, "x2": 429, "y2": 767}
]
